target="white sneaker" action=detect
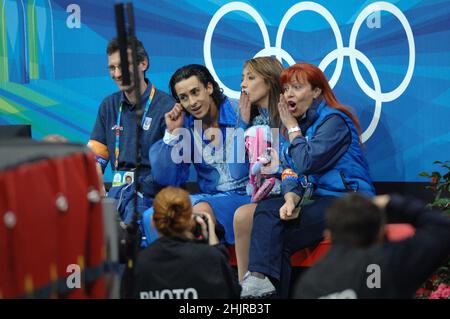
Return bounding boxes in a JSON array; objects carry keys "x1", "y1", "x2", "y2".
[{"x1": 240, "y1": 272, "x2": 276, "y2": 298}]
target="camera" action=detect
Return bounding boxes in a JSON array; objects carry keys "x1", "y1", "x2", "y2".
[{"x1": 192, "y1": 213, "x2": 209, "y2": 241}]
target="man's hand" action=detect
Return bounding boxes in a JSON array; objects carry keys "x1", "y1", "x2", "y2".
[
  {"x1": 260, "y1": 147, "x2": 280, "y2": 176},
  {"x1": 165, "y1": 103, "x2": 185, "y2": 134}
]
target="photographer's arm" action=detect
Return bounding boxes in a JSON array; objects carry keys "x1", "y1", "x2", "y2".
[{"x1": 381, "y1": 194, "x2": 450, "y2": 296}]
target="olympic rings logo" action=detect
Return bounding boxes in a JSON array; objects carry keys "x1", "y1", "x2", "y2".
[{"x1": 204, "y1": 1, "x2": 415, "y2": 142}]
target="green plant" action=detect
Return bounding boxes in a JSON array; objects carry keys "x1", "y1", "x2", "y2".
[
  {"x1": 416, "y1": 160, "x2": 450, "y2": 299},
  {"x1": 419, "y1": 160, "x2": 450, "y2": 216}
]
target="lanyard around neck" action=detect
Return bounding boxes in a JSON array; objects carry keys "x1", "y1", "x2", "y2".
[{"x1": 114, "y1": 85, "x2": 155, "y2": 169}]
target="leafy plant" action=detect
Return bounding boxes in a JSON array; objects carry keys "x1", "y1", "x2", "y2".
[
  {"x1": 419, "y1": 160, "x2": 450, "y2": 216},
  {"x1": 416, "y1": 160, "x2": 450, "y2": 299}
]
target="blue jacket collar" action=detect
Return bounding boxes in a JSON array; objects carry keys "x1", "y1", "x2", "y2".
[
  {"x1": 185, "y1": 98, "x2": 235, "y2": 127},
  {"x1": 299, "y1": 98, "x2": 324, "y2": 133}
]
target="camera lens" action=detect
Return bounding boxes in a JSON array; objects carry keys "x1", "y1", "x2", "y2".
[{"x1": 192, "y1": 214, "x2": 208, "y2": 241}]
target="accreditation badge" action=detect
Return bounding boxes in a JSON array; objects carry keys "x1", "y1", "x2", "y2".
[
  {"x1": 112, "y1": 171, "x2": 134, "y2": 187},
  {"x1": 143, "y1": 117, "x2": 152, "y2": 131}
]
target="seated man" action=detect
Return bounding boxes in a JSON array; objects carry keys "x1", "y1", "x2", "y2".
[
  {"x1": 294, "y1": 193, "x2": 450, "y2": 298},
  {"x1": 143, "y1": 64, "x2": 252, "y2": 246},
  {"x1": 88, "y1": 37, "x2": 175, "y2": 223}
]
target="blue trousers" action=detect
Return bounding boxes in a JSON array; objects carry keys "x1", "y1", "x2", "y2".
[{"x1": 248, "y1": 196, "x2": 336, "y2": 298}]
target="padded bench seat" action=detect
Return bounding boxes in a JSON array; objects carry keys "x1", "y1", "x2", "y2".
[{"x1": 227, "y1": 223, "x2": 415, "y2": 267}]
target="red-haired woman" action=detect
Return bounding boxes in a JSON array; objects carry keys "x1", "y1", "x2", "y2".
[{"x1": 240, "y1": 63, "x2": 375, "y2": 298}]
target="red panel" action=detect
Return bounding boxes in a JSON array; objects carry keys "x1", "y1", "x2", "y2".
[{"x1": 0, "y1": 150, "x2": 105, "y2": 298}]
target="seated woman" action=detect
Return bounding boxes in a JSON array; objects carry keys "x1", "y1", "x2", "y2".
[
  {"x1": 233, "y1": 56, "x2": 284, "y2": 282},
  {"x1": 134, "y1": 187, "x2": 240, "y2": 299},
  {"x1": 144, "y1": 64, "x2": 251, "y2": 246},
  {"x1": 240, "y1": 56, "x2": 284, "y2": 202},
  {"x1": 240, "y1": 63, "x2": 376, "y2": 298}
]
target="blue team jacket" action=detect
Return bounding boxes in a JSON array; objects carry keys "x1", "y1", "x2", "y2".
[
  {"x1": 301, "y1": 102, "x2": 375, "y2": 197},
  {"x1": 149, "y1": 98, "x2": 249, "y2": 193}
]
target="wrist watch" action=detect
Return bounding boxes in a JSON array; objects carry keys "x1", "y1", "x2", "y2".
[{"x1": 287, "y1": 126, "x2": 301, "y2": 134}]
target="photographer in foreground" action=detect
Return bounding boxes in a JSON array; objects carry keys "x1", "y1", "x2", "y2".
[
  {"x1": 133, "y1": 187, "x2": 240, "y2": 299},
  {"x1": 294, "y1": 193, "x2": 450, "y2": 298}
]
